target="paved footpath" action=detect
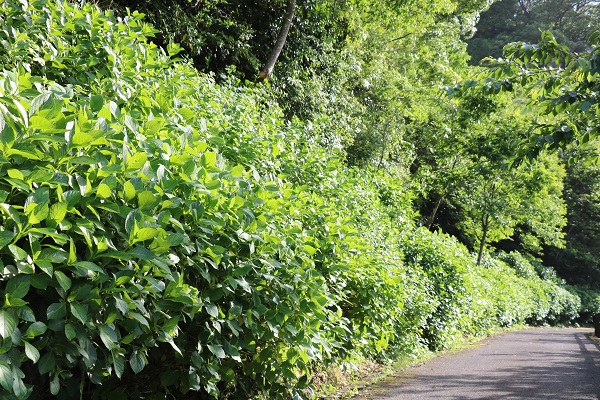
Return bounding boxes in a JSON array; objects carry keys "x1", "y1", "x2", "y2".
[{"x1": 353, "y1": 328, "x2": 600, "y2": 400}]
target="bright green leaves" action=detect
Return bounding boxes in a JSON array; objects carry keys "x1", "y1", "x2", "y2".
[
  {"x1": 47, "y1": 202, "x2": 67, "y2": 227},
  {"x1": 126, "y1": 151, "x2": 147, "y2": 171},
  {"x1": 24, "y1": 187, "x2": 49, "y2": 225},
  {"x1": 123, "y1": 180, "x2": 136, "y2": 201},
  {"x1": 137, "y1": 190, "x2": 157, "y2": 210},
  {"x1": 133, "y1": 227, "x2": 158, "y2": 243}
]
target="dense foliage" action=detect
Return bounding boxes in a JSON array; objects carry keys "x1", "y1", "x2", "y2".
[
  {"x1": 0, "y1": 1, "x2": 596, "y2": 399},
  {"x1": 467, "y1": 0, "x2": 600, "y2": 64}
]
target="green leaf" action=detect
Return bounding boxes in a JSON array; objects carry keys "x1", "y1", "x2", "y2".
[
  {"x1": 24, "y1": 341, "x2": 40, "y2": 363},
  {"x1": 207, "y1": 344, "x2": 226, "y2": 359},
  {"x1": 205, "y1": 303, "x2": 218, "y2": 318},
  {"x1": 64, "y1": 323, "x2": 76, "y2": 340},
  {"x1": 128, "y1": 312, "x2": 149, "y2": 329},
  {"x1": 38, "y1": 248, "x2": 68, "y2": 263},
  {"x1": 50, "y1": 374, "x2": 60, "y2": 395},
  {"x1": 134, "y1": 227, "x2": 158, "y2": 243},
  {"x1": 0, "y1": 109, "x2": 5, "y2": 137},
  {"x1": 137, "y1": 190, "x2": 157, "y2": 210},
  {"x1": 54, "y1": 270, "x2": 72, "y2": 291},
  {"x1": 70, "y1": 303, "x2": 88, "y2": 324},
  {"x1": 13, "y1": 375, "x2": 27, "y2": 398},
  {"x1": 13, "y1": 99, "x2": 29, "y2": 127},
  {"x1": 72, "y1": 261, "x2": 106, "y2": 275},
  {"x1": 129, "y1": 246, "x2": 155, "y2": 260},
  {"x1": 96, "y1": 183, "x2": 112, "y2": 198},
  {"x1": 28, "y1": 202, "x2": 49, "y2": 224},
  {"x1": 99, "y1": 325, "x2": 118, "y2": 350},
  {"x1": 8, "y1": 244, "x2": 28, "y2": 261},
  {"x1": 47, "y1": 303, "x2": 67, "y2": 320},
  {"x1": 24, "y1": 322, "x2": 47, "y2": 339},
  {"x1": 124, "y1": 114, "x2": 139, "y2": 133},
  {"x1": 47, "y1": 202, "x2": 67, "y2": 226},
  {"x1": 0, "y1": 230, "x2": 15, "y2": 249},
  {"x1": 71, "y1": 128, "x2": 105, "y2": 147},
  {"x1": 201, "y1": 152, "x2": 217, "y2": 167},
  {"x1": 129, "y1": 349, "x2": 145, "y2": 374},
  {"x1": 114, "y1": 297, "x2": 129, "y2": 315},
  {"x1": 38, "y1": 352, "x2": 56, "y2": 375},
  {"x1": 127, "y1": 152, "x2": 147, "y2": 170},
  {"x1": 112, "y1": 351, "x2": 125, "y2": 378},
  {"x1": 90, "y1": 95, "x2": 104, "y2": 112},
  {"x1": 7, "y1": 169, "x2": 24, "y2": 180},
  {"x1": 0, "y1": 311, "x2": 17, "y2": 339},
  {"x1": 0, "y1": 363, "x2": 11, "y2": 391},
  {"x1": 123, "y1": 180, "x2": 136, "y2": 201},
  {"x1": 0, "y1": 204, "x2": 22, "y2": 228},
  {"x1": 6, "y1": 275, "x2": 30, "y2": 299},
  {"x1": 109, "y1": 101, "x2": 121, "y2": 118}
]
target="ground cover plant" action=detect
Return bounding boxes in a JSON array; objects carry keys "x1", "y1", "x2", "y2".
[{"x1": 0, "y1": 1, "x2": 591, "y2": 399}]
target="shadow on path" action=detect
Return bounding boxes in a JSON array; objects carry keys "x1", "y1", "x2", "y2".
[{"x1": 355, "y1": 328, "x2": 600, "y2": 400}]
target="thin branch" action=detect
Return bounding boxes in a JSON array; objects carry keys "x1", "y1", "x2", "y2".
[{"x1": 384, "y1": 33, "x2": 413, "y2": 45}]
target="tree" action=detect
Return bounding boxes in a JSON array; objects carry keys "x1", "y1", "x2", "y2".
[
  {"x1": 544, "y1": 145, "x2": 600, "y2": 286},
  {"x1": 467, "y1": 0, "x2": 600, "y2": 64},
  {"x1": 259, "y1": 0, "x2": 296, "y2": 81},
  {"x1": 412, "y1": 89, "x2": 567, "y2": 264},
  {"x1": 455, "y1": 30, "x2": 600, "y2": 162},
  {"x1": 455, "y1": 153, "x2": 566, "y2": 265}
]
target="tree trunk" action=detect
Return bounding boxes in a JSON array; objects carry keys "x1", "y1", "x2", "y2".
[
  {"x1": 476, "y1": 214, "x2": 489, "y2": 266},
  {"x1": 425, "y1": 192, "x2": 446, "y2": 229},
  {"x1": 259, "y1": 0, "x2": 296, "y2": 81}
]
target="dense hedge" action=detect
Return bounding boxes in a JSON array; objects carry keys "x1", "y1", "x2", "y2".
[{"x1": 0, "y1": 1, "x2": 584, "y2": 399}]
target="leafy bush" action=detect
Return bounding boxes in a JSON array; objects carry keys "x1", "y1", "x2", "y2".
[
  {"x1": 0, "y1": 2, "x2": 347, "y2": 398},
  {"x1": 399, "y1": 228, "x2": 471, "y2": 351},
  {"x1": 565, "y1": 285, "x2": 600, "y2": 324}
]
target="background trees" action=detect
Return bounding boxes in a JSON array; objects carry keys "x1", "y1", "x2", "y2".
[{"x1": 467, "y1": 0, "x2": 600, "y2": 64}]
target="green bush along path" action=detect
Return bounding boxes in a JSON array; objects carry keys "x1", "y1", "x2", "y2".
[{"x1": 0, "y1": 1, "x2": 597, "y2": 399}]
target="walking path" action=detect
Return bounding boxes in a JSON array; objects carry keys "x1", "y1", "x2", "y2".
[{"x1": 352, "y1": 328, "x2": 600, "y2": 399}]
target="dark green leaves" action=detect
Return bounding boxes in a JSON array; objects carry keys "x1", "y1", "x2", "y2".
[
  {"x1": 0, "y1": 311, "x2": 17, "y2": 339},
  {"x1": 0, "y1": 231, "x2": 15, "y2": 249},
  {"x1": 47, "y1": 303, "x2": 66, "y2": 320},
  {"x1": 129, "y1": 349, "x2": 146, "y2": 373},
  {"x1": 6, "y1": 275, "x2": 30, "y2": 299}
]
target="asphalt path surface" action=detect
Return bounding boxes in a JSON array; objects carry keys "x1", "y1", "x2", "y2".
[{"x1": 353, "y1": 328, "x2": 600, "y2": 399}]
